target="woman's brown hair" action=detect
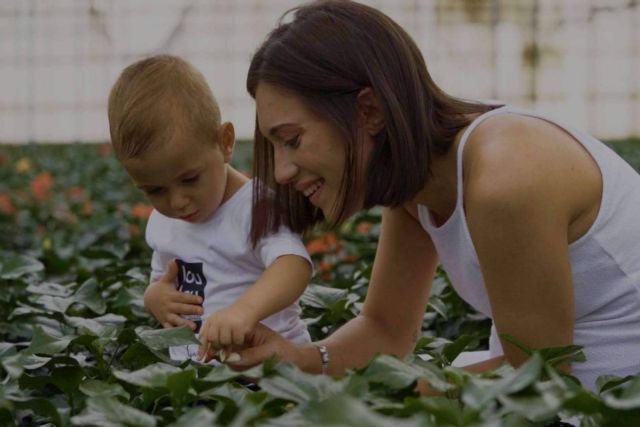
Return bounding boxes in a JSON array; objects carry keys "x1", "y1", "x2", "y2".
[{"x1": 247, "y1": 0, "x2": 495, "y2": 244}]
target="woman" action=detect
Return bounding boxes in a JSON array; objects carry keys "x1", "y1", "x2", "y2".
[{"x1": 230, "y1": 0, "x2": 640, "y2": 391}]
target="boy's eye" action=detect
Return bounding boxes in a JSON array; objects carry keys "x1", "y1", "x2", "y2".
[
  {"x1": 182, "y1": 175, "x2": 200, "y2": 184},
  {"x1": 145, "y1": 187, "x2": 165, "y2": 196}
]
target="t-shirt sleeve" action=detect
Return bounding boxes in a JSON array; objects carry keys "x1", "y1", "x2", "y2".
[
  {"x1": 255, "y1": 225, "x2": 312, "y2": 270},
  {"x1": 145, "y1": 210, "x2": 165, "y2": 284},
  {"x1": 149, "y1": 250, "x2": 164, "y2": 284}
]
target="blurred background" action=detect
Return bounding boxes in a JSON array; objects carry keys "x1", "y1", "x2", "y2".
[{"x1": 1, "y1": 0, "x2": 639, "y2": 144}]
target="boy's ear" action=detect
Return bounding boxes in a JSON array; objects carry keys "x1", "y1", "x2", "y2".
[
  {"x1": 219, "y1": 122, "x2": 235, "y2": 163},
  {"x1": 356, "y1": 87, "x2": 385, "y2": 135}
]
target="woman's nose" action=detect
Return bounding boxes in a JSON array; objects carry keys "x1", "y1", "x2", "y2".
[{"x1": 273, "y1": 149, "x2": 298, "y2": 185}]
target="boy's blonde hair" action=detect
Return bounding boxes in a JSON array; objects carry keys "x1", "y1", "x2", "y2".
[{"x1": 108, "y1": 55, "x2": 221, "y2": 159}]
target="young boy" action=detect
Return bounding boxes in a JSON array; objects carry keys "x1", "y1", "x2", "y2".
[{"x1": 108, "y1": 55, "x2": 312, "y2": 362}]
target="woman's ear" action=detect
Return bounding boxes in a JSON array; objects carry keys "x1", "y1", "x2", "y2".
[
  {"x1": 356, "y1": 87, "x2": 385, "y2": 135},
  {"x1": 219, "y1": 122, "x2": 236, "y2": 163}
]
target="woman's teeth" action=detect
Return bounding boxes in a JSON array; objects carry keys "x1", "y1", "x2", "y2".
[{"x1": 303, "y1": 180, "x2": 322, "y2": 197}]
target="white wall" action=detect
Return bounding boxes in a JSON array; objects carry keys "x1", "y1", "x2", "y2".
[{"x1": 1, "y1": 0, "x2": 638, "y2": 143}]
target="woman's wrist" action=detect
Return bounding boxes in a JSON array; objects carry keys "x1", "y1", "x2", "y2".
[{"x1": 294, "y1": 343, "x2": 329, "y2": 374}]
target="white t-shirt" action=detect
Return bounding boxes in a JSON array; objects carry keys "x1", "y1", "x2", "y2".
[{"x1": 146, "y1": 180, "x2": 311, "y2": 360}]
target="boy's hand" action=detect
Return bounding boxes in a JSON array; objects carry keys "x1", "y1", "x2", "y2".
[
  {"x1": 143, "y1": 260, "x2": 203, "y2": 329},
  {"x1": 197, "y1": 304, "x2": 258, "y2": 361}
]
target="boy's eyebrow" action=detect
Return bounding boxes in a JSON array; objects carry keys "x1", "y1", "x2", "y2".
[
  {"x1": 176, "y1": 167, "x2": 201, "y2": 178},
  {"x1": 133, "y1": 167, "x2": 202, "y2": 189}
]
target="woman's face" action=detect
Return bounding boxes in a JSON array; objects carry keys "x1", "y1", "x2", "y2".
[{"x1": 255, "y1": 83, "x2": 359, "y2": 222}]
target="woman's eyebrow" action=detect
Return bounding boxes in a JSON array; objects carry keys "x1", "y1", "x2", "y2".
[{"x1": 268, "y1": 123, "x2": 297, "y2": 139}]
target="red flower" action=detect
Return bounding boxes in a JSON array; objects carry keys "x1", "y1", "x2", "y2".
[
  {"x1": 0, "y1": 192, "x2": 15, "y2": 214},
  {"x1": 131, "y1": 203, "x2": 153, "y2": 219},
  {"x1": 30, "y1": 172, "x2": 54, "y2": 201}
]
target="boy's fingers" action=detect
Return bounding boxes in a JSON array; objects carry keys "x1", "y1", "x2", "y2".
[
  {"x1": 174, "y1": 293, "x2": 203, "y2": 305},
  {"x1": 170, "y1": 303, "x2": 203, "y2": 315},
  {"x1": 166, "y1": 313, "x2": 191, "y2": 329}
]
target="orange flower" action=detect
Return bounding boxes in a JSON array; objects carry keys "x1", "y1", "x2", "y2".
[
  {"x1": 131, "y1": 203, "x2": 153, "y2": 219},
  {"x1": 81, "y1": 200, "x2": 93, "y2": 215},
  {"x1": 65, "y1": 186, "x2": 85, "y2": 200},
  {"x1": 129, "y1": 223, "x2": 141, "y2": 236},
  {"x1": 97, "y1": 143, "x2": 112, "y2": 157},
  {"x1": 356, "y1": 221, "x2": 373, "y2": 233},
  {"x1": 30, "y1": 171, "x2": 53, "y2": 201},
  {"x1": 306, "y1": 238, "x2": 328, "y2": 255},
  {"x1": 0, "y1": 192, "x2": 15, "y2": 214},
  {"x1": 306, "y1": 232, "x2": 342, "y2": 255}
]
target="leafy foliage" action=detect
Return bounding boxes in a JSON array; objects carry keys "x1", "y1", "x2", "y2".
[{"x1": 1, "y1": 141, "x2": 640, "y2": 426}]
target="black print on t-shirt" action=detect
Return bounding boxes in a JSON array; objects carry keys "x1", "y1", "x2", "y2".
[
  {"x1": 176, "y1": 259, "x2": 206, "y2": 333},
  {"x1": 176, "y1": 260, "x2": 207, "y2": 298}
]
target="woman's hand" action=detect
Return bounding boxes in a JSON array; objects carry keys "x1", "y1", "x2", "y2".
[{"x1": 223, "y1": 323, "x2": 300, "y2": 369}]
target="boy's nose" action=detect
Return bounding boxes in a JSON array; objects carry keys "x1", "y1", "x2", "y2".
[
  {"x1": 274, "y1": 150, "x2": 298, "y2": 185},
  {"x1": 168, "y1": 190, "x2": 189, "y2": 211}
]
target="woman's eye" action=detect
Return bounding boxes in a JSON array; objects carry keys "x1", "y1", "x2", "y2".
[
  {"x1": 284, "y1": 136, "x2": 300, "y2": 148},
  {"x1": 183, "y1": 175, "x2": 200, "y2": 184}
]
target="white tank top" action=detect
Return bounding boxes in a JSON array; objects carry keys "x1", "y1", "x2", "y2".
[{"x1": 417, "y1": 105, "x2": 640, "y2": 390}]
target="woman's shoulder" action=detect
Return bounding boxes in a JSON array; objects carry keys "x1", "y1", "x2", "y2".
[{"x1": 462, "y1": 113, "x2": 579, "y2": 209}]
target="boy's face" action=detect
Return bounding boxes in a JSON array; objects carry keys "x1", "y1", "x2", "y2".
[{"x1": 122, "y1": 124, "x2": 235, "y2": 223}]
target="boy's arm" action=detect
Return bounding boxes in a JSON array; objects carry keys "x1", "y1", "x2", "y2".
[
  {"x1": 235, "y1": 254, "x2": 311, "y2": 321},
  {"x1": 198, "y1": 254, "x2": 311, "y2": 356}
]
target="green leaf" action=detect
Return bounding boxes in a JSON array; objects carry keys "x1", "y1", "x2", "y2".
[
  {"x1": 65, "y1": 315, "x2": 119, "y2": 337},
  {"x1": 302, "y1": 393, "x2": 428, "y2": 427},
  {"x1": 113, "y1": 362, "x2": 183, "y2": 388},
  {"x1": 411, "y1": 396, "x2": 464, "y2": 426},
  {"x1": 10, "y1": 396, "x2": 62, "y2": 427},
  {"x1": 26, "y1": 281, "x2": 73, "y2": 297},
  {"x1": 72, "y1": 278, "x2": 106, "y2": 314},
  {"x1": 442, "y1": 334, "x2": 474, "y2": 365},
  {"x1": 71, "y1": 396, "x2": 157, "y2": 427},
  {"x1": 603, "y1": 375, "x2": 640, "y2": 410},
  {"x1": 136, "y1": 326, "x2": 200, "y2": 350},
  {"x1": 51, "y1": 366, "x2": 84, "y2": 395},
  {"x1": 362, "y1": 354, "x2": 452, "y2": 392},
  {"x1": 597, "y1": 374, "x2": 634, "y2": 394},
  {"x1": 0, "y1": 252, "x2": 44, "y2": 279},
  {"x1": 463, "y1": 354, "x2": 543, "y2": 408},
  {"x1": 24, "y1": 326, "x2": 76, "y2": 355},
  {"x1": 0, "y1": 352, "x2": 50, "y2": 379},
  {"x1": 198, "y1": 363, "x2": 246, "y2": 384},
  {"x1": 167, "y1": 369, "x2": 196, "y2": 409},
  {"x1": 301, "y1": 285, "x2": 349, "y2": 309},
  {"x1": 79, "y1": 379, "x2": 130, "y2": 400},
  {"x1": 258, "y1": 363, "x2": 343, "y2": 404},
  {"x1": 168, "y1": 407, "x2": 219, "y2": 427}
]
